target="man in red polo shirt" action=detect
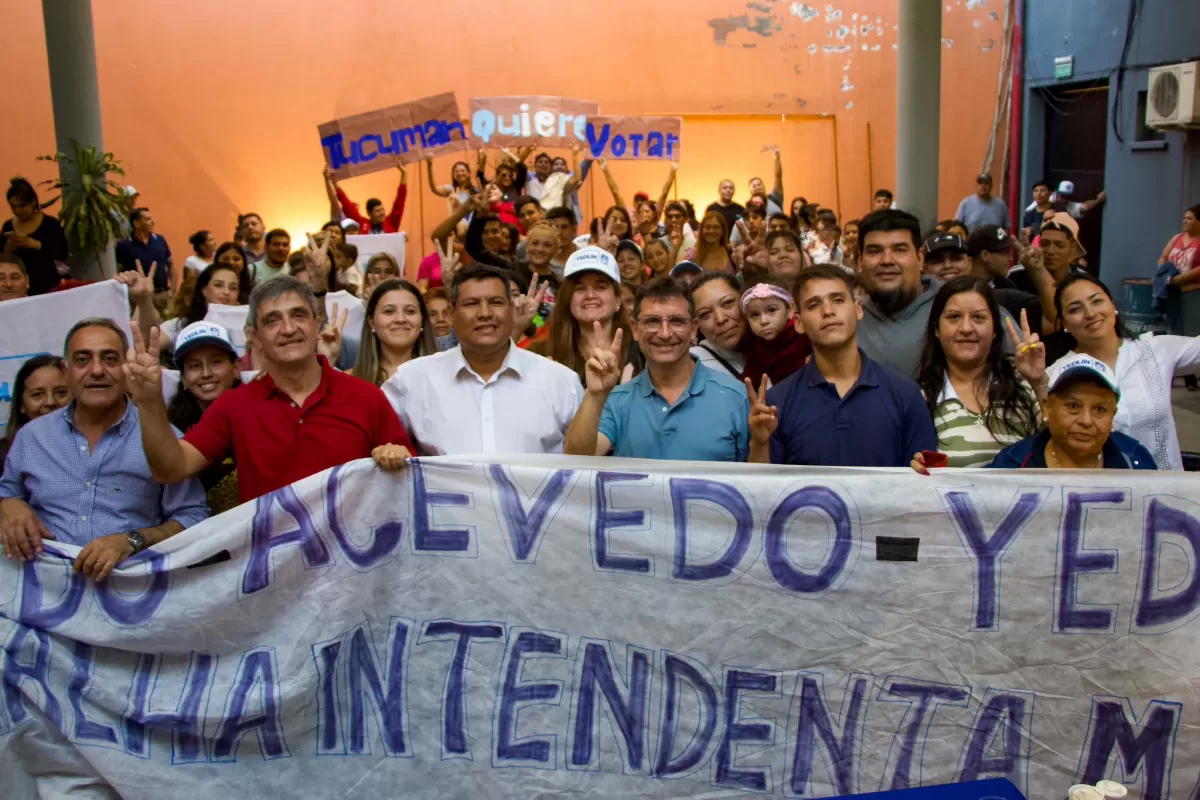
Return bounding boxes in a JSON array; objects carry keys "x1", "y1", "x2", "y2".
[{"x1": 124, "y1": 275, "x2": 413, "y2": 504}]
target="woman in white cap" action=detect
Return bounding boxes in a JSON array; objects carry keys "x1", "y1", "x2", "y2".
[
  {"x1": 166, "y1": 322, "x2": 243, "y2": 512},
  {"x1": 988, "y1": 355, "x2": 1155, "y2": 469},
  {"x1": 532, "y1": 246, "x2": 641, "y2": 385},
  {"x1": 1050, "y1": 272, "x2": 1200, "y2": 470}
]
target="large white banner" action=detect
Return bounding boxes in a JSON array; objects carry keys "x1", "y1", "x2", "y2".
[
  {"x1": 2, "y1": 457, "x2": 1199, "y2": 799},
  {"x1": 0, "y1": 282, "x2": 132, "y2": 426}
]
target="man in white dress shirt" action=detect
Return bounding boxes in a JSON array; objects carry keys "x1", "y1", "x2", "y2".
[{"x1": 383, "y1": 265, "x2": 583, "y2": 455}]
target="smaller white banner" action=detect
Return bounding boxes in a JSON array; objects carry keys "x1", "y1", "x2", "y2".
[{"x1": 0, "y1": 282, "x2": 132, "y2": 426}]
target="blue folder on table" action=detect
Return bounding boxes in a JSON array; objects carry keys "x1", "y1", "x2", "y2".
[{"x1": 845, "y1": 777, "x2": 1027, "y2": 799}]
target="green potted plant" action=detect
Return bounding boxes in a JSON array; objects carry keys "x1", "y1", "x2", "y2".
[{"x1": 37, "y1": 139, "x2": 131, "y2": 279}]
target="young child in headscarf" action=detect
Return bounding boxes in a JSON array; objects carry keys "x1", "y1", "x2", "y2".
[{"x1": 740, "y1": 278, "x2": 811, "y2": 388}]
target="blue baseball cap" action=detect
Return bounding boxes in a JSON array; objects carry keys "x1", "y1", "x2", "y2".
[{"x1": 670, "y1": 260, "x2": 704, "y2": 278}]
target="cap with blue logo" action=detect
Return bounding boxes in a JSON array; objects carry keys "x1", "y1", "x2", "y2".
[
  {"x1": 564, "y1": 246, "x2": 621, "y2": 284},
  {"x1": 174, "y1": 321, "x2": 237, "y2": 362},
  {"x1": 1047, "y1": 355, "x2": 1120, "y2": 398}
]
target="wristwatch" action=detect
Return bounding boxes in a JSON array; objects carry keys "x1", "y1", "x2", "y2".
[{"x1": 125, "y1": 531, "x2": 146, "y2": 554}]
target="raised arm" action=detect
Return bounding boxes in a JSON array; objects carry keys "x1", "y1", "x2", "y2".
[
  {"x1": 1017, "y1": 243, "x2": 1060, "y2": 331},
  {"x1": 113, "y1": 259, "x2": 162, "y2": 346},
  {"x1": 597, "y1": 158, "x2": 626, "y2": 211},
  {"x1": 563, "y1": 142, "x2": 586, "y2": 197},
  {"x1": 323, "y1": 167, "x2": 342, "y2": 221},
  {"x1": 425, "y1": 153, "x2": 451, "y2": 198},
  {"x1": 564, "y1": 323, "x2": 621, "y2": 456},
  {"x1": 124, "y1": 327, "x2": 212, "y2": 484},
  {"x1": 1079, "y1": 190, "x2": 1106, "y2": 214},
  {"x1": 475, "y1": 148, "x2": 489, "y2": 187},
  {"x1": 653, "y1": 162, "x2": 679, "y2": 223},
  {"x1": 383, "y1": 163, "x2": 408, "y2": 230},
  {"x1": 462, "y1": 188, "x2": 511, "y2": 270},
  {"x1": 771, "y1": 147, "x2": 784, "y2": 201},
  {"x1": 430, "y1": 192, "x2": 476, "y2": 248},
  {"x1": 335, "y1": 184, "x2": 370, "y2": 230}
]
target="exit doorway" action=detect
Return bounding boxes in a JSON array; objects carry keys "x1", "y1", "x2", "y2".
[{"x1": 1039, "y1": 80, "x2": 1108, "y2": 272}]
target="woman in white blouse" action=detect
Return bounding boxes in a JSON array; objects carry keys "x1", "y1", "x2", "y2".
[{"x1": 1051, "y1": 272, "x2": 1200, "y2": 470}]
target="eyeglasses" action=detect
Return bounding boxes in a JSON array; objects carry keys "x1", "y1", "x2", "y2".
[{"x1": 636, "y1": 315, "x2": 692, "y2": 333}]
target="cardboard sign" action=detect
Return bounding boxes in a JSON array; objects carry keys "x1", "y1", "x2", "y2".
[
  {"x1": 469, "y1": 95, "x2": 600, "y2": 148},
  {"x1": 319, "y1": 92, "x2": 468, "y2": 180},
  {"x1": 585, "y1": 116, "x2": 682, "y2": 160},
  {"x1": 3, "y1": 457, "x2": 1199, "y2": 798}
]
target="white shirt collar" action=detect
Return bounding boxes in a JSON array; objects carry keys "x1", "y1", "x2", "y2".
[
  {"x1": 449, "y1": 342, "x2": 524, "y2": 384},
  {"x1": 936, "y1": 374, "x2": 959, "y2": 405}
]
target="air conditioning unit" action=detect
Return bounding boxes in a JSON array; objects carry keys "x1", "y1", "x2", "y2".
[{"x1": 1146, "y1": 61, "x2": 1200, "y2": 129}]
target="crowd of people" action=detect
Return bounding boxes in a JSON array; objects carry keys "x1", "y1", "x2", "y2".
[{"x1": 2, "y1": 144, "x2": 1198, "y2": 578}]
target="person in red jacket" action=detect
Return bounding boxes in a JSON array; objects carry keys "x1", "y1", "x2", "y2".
[{"x1": 329, "y1": 162, "x2": 408, "y2": 234}]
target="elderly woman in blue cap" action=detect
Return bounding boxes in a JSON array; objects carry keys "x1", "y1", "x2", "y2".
[{"x1": 988, "y1": 355, "x2": 1156, "y2": 470}]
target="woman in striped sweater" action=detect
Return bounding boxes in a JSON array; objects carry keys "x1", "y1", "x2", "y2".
[{"x1": 912, "y1": 277, "x2": 1047, "y2": 470}]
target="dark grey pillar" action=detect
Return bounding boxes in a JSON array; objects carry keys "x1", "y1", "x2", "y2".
[
  {"x1": 896, "y1": 0, "x2": 941, "y2": 228},
  {"x1": 42, "y1": 0, "x2": 110, "y2": 278},
  {"x1": 42, "y1": 0, "x2": 104, "y2": 165}
]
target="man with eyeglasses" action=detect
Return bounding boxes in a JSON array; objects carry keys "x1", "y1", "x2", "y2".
[
  {"x1": 564, "y1": 277, "x2": 750, "y2": 461},
  {"x1": 0, "y1": 318, "x2": 209, "y2": 580}
]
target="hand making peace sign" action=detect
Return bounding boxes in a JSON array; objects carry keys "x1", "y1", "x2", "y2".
[
  {"x1": 113, "y1": 259, "x2": 158, "y2": 303},
  {"x1": 511, "y1": 272, "x2": 549, "y2": 335},
  {"x1": 744, "y1": 375, "x2": 778, "y2": 445},
  {"x1": 595, "y1": 216, "x2": 619, "y2": 254},
  {"x1": 1004, "y1": 307, "x2": 1046, "y2": 388},
  {"x1": 318, "y1": 302, "x2": 349, "y2": 363},
  {"x1": 123, "y1": 325, "x2": 164, "y2": 407},
  {"x1": 584, "y1": 320, "x2": 624, "y2": 396},
  {"x1": 304, "y1": 232, "x2": 331, "y2": 273},
  {"x1": 435, "y1": 238, "x2": 461, "y2": 279}
]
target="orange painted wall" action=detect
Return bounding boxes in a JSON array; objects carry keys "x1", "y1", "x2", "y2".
[{"x1": 1, "y1": 0, "x2": 1005, "y2": 276}]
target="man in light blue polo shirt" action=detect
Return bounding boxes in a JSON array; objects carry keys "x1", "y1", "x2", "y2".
[{"x1": 564, "y1": 277, "x2": 749, "y2": 461}]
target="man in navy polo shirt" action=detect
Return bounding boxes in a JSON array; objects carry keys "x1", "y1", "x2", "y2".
[
  {"x1": 116, "y1": 207, "x2": 174, "y2": 312},
  {"x1": 748, "y1": 264, "x2": 936, "y2": 467},
  {"x1": 565, "y1": 277, "x2": 749, "y2": 461}
]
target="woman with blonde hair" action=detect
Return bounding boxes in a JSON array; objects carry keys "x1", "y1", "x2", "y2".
[
  {"x1": 351, "y1": 278, "x2": 437, "y2": 386},
  {"x1": 360, "y1": 252, "x2": 402, "y2": 302}
]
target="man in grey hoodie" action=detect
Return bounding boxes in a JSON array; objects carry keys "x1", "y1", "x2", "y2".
[{"x1": 856, "y1": 209, "x2": 1014, "y2": 377}]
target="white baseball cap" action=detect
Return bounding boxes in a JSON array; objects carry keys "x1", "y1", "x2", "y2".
[
  {"x1": 340, "y1": 218, "x2": 360, "y2": 231},
  {"x1": 1057, "y1": 180, "x2": 1075, "y2": 195},
  {"x1": 174, "y1": 321, "x2": 237, "y2": 362},
  {"x1": 564, "y1": 246, "x2": 620, "y2": 284},
  {"x1": 1047, "y1": 355, "x2": 1120, "y2": 398},
  {"x1": 124, "y1": 185, "x2": 138, "y2": 197}
]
